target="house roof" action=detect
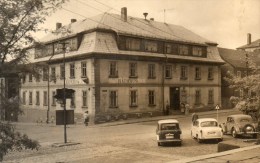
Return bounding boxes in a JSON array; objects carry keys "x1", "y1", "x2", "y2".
[
  {"x1": 40, "y1": 12, "x2": 215, "y2": 45},
  {"x1": 218, "y1": 47, "x2": 260, "y2": 68},
  {"x1": 237, "y1": 39, "x2": 260, "y2": 49}
]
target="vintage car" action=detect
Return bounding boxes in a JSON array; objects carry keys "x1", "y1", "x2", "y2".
[
  {"x1": 156, "y1": 119, "x2": 182, "y2": 146},
  {"x1": 191, "y1": 118, "x2": 223, "y2": 143},
  {"x1": 220, "y1": 114, "x2": 258, "y2": 138}
]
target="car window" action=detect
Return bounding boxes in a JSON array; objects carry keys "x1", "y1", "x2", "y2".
[
  {"x1": 200, "y1": 121, "x2": 218, "y2": 127},
  {"x1": 240, "y1": 119, "x2": 251, "y2": 123},
  {"x1": 161, "y1": 123, "x2": 178, "y2": 130}
]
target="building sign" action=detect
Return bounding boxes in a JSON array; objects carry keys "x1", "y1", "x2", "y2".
[{"x1": 109, "y1": 78, "x2": 146, "y2": 84}]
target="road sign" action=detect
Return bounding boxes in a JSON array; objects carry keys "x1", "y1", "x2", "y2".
[{"x1": 215, "y1": 104, "x2": 220, "y2": 110}]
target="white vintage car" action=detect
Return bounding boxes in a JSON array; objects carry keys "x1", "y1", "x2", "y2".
[{"x1": 191, "y1": 118, "x2": 223, "y2": 143}]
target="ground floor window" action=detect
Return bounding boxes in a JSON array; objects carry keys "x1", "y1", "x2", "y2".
[
  {"x1": 195, "y1": 90, "x2": 201, "y2": 105},
  {"x1": 22, "y1": 91, "x2": 26, "y2": 105},
  {"x1": 109, "y1": 90, "x2": 118, "y2": 108},
  {"x1": 148, "y1": 90, "x2": 155, "y2": 106},
  {"x1": 208, "y1": 89, "x2": 214, "y2": 104},
  {"x1": 130, "y1": 90, "x2": 138, "y2": 107},
  {"x1": 43, "y1": 91, "x2": 47, "y2": 106},
  {"x1": 36, "y1": 91, "x2": 40, "y2": 105},
  {"x1": 82, "y1": 90, "x2": 88, "y2": 107},
  {"x1": 29, "y1": 91, "x2": 32, "y2": 105}
]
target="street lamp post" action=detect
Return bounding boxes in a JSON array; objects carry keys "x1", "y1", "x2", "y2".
[{"x1": 60, "y1": 42, "x2": 69, "y2": 144}]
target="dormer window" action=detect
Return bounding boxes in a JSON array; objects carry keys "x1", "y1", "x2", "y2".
[
  {"x1": 193, "y1": 46, "x2": 202, "y2": 56},
  {"x1": 145, "y1": 41, "x2": 158, "y2": 52},
  {"x1": 179, "y1": 45, "x2": 189, "y2": 55}
]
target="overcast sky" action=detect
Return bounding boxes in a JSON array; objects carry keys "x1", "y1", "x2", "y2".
[{"x1": 37, "y1": 0, "x2": 260, "y2": 49}]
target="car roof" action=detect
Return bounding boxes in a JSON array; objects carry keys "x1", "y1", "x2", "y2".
[
  {"x1": 197, "y1": 118, "x2": 217, "y2": 122},
  {"x1": 158, "y1": 119, "x2": 179, "y2": 124},
  {"x1": 228, "y1": 114, "x2": 252, "y2": 119}
]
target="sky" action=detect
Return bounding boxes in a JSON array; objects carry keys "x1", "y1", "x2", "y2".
[{"x1": 36, "y1": 0, "x2": 260, "y2": 49}]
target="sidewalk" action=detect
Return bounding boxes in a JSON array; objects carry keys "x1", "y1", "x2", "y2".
[{"x1": 169, "y1": 144, "x2": 260, "y2": 163}]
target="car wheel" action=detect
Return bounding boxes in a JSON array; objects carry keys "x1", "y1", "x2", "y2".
[
  {"x1": 157, "y1": 142, "x2": 161, "y2": 146},
  {"x1": 196, "y1": 135, "x2": 202, "y2": 143},
  {"x1": 253, "y1": 134, "x2": 257, "y2": 139},
  {"x1": 231, "y1": 128, "x2": 237, "y2": 138}
]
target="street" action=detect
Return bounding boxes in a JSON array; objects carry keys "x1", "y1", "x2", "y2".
[{"x1": 4, "y1": 110, "x2": 246, "y2": 163}]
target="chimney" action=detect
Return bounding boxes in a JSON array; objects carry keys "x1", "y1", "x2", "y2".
[
  {"x1": 247, "y1": 33, "x2": 251, "y2": 45},
  {"x1": 150, "y1": 18, "x2": 154, "y2": 21},
  {"x1": 56, "y1": 22, "x2": 62, "y2": 30},
  {"x1": 143, "y1": 12, "x2": 148, "y2": 20},
  {"x1": 71, "y1": 19, "x2": 77, "y2": 23},
  {"x1": 121, "y1": 7, "x2": 127, "y2": 22}
]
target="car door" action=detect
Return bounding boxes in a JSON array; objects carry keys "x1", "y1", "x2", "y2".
[
  {"x1": 191, "y1": 120, "x2": 198, "y2": 137},
  {"x1": 226, "y1": 117, "x2": 234, "y2": 133}
]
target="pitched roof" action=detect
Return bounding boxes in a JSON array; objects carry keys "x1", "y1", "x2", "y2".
[
  {"x1": 218, "y1": 47, "x2": 260, "y2": 68},
  {"x1": 237, "y1": 39, "x2": 260, "y2": 49},
  {"x1": 40, "y1": 13, "x2": 215, "y2": 45}
]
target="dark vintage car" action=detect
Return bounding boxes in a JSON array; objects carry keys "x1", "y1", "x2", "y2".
[
  {"x1": 156, "y1": 119, "x2": 182, "y2": 146},
  {"x1": 220, "y1": 114, "x2": 258, "y2": 138}
]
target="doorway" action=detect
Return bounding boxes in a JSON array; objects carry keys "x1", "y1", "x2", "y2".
[{"x1": 170, "y1": 87, "x2": 180, "y2": 110}]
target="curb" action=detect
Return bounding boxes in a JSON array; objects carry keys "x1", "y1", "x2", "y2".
[{"x1": 168, "y1": 144, "x2": 260, "y2": 163}]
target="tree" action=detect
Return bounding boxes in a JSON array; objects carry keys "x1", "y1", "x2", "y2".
[
  {"x1": 0, "y1": 0, "x2": 66, "y2": 160},
  {"x1": 225, "y1": 59, "x2": 260, "y2": 135}
]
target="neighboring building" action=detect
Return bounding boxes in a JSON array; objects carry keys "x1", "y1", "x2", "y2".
[
  {"x1": 237, "y1": 33, "x2": 260, "y2": 52},
  {"x1": 20, "y1": 8, "x2": 224, "y2": 123},
  {"x1": 218, "y1": 47, "x2": 260, "y2": 108}
]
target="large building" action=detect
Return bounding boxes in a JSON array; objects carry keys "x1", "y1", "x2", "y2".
[{"x1": 19, "y1": 8, "x2": 224, "y2": 123}]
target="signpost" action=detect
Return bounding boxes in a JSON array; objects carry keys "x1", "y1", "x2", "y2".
[{"x1": 215, "y1": 104, "x2": 220, "y2": 123}]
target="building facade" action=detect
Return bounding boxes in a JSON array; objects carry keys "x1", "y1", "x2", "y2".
[
  {"x1": 237, "y1": 33, "x2": 260, "y2": 52},
  {"x1": 19, "y1": 8, "x2": 224, "y2": 123}
]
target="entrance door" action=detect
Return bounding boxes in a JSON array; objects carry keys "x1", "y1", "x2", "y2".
[{"x1": 170, "y1": 87, "x2": 180, "y2": 110}]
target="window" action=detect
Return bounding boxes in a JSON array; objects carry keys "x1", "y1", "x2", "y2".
[
  {"x1": 29, "y1": 74, "x2": 32, "y2": 82},
  {"x1": 195, "y1": 90, "x2": 201, "y2": 105},
  {"x1": 68, "y1": 37, "x2": 78, "y2": 51},
  {"x1": 36, "y1": 91, "x2": 40, "y2": 105},
  {"x1": 179, "y1": 45, "x2": 189, "y2": 55},
  {"x1": 165, "y1": 65, "x2": 172, "y2": 78},
  {"x1": 165, "y1": 43, "x2": 171, "y2": 53},
  {"x1": 29, "y1": 91, "x2": 32, "y2": 105},
  {"x1": 82, "y1": 91, "x2": 88, "y2": 107},
  {"x1": 148, "y1": 90, "x2": 155, "y2": 106},
  {"x1": 51, "y1": 67, "x2": 56, "y2": 80},
  {"x1": 237, "y1": 71, "x2": 241, "y2": 78},
  {"x1": 129, "y1": 62, "x2": 137, "y2": 78},
  {"x1": 70, "y1": 63, "x2": 75, "y2": 78},
  {"x1": 43, "y1": 68, "x2": 48, "y2": 81},
  {"x1": 208, "y1": 67, "x2": 214, "y2": 80},
  {"x1": 43, "y1": 91, "x2": 47, "y2": 106},
  {"x1": 126, "y1": 38, "x2": 141, "y2": 51},
  {"x1": 181, "y1": 66, "x2": 187, "y2": 80},
  {"x1": 192, "y1": 46, "x2": 202, "y2": 56},
  {"x1": 130, "y1": 90, "x2": 138, "y2": 107},
  {"x1": 148, "y1": 64, "x2": 156, "y2": 79},
  {"x1": 81, "y1": 62, "x2": 87, "y2": 78},
  {"x1": 208, "y1": 89, "x2": 214, "y2": 104},
  {"x1": 145, "y1": 41, "x2": 158, "y2": 52},
  {"x1": 109, "y1": 90, "x2": 118, "y2": 108},
  {"x1": 70, "y1": 91, "x2": 75, "y2": 108},
  {"x1": 52, "y1": 91, "x2": 56, "y2": 106},
  {"x1": 195, "y1": 67, "x2": 201, "y2": 80},
  {"x1": 60, "y1": 65, "x2": 65, "y2": 79},
  {"x1": 22, "y1": 91, "x2": 26, "y2": 105},
  {"x1": 109, "y1": 62, "x2": 118, "y2": 77}
]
